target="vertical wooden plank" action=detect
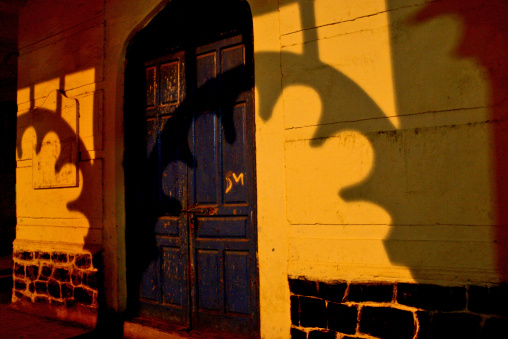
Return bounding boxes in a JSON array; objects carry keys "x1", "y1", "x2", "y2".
[
  {"x1": 162, "y1": 247, "x2": 183, "y2": 305},
  {"x1": 197, "y1": 250, "x2": 222, "y2": 311},
  {"x1": 160, "y1": 116, "x2": 183, "y2": 215},
  {"x1": 196, "y1": 52, "x2": 217, "y2": 110},
  {"x1": 221, "y1": 44, "x2": 245, "y2": 101},
  {"x1": 194, "y1": 113, "x2": 219, "y2": 204},
  {"x1": 225, "y1": 251, "x2": 251, "y2": 314},
  {"x1": 141, "y1": 252, "x2": 160, "y2": 301},
  {"x1": 191, "y1": 36, "x2": 258, "y2": 335},
  {"x1": 145, "y1": 117, "x2": 159, "y2": 208},
  {"x1": 222, "y1": 104, "x2": 247, "y2": 204},
  {"x1": 146, "y1": 118, "x2": 157, "y2": 158}
]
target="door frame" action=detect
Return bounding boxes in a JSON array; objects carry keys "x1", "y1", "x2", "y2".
[{"x1": 122, "y1": 1, "x2": 260, "y2": 335}]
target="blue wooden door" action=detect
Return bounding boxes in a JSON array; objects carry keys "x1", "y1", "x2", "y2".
[
  {"x1": 140, "y1": 33, "x2": 259, "y2": 336},
  {"x1": 141, "y1": 50, "x2": 191, "y2": 325}
]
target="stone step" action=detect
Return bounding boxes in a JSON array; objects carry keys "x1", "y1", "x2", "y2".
[
  {"x1": 124, "y1": 321, "x2": 188, "y2": 339},
  {"x1": 123, "y1": 317, "x2": 252, "y2": 339}
]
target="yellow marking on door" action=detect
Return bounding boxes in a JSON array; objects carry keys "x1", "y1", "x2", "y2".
[
  {"x1": 233, "y1": 173, "x2": 244, "y2": 186},
  {"x1": 226, "y1": 177, "x2": 233, "y2": 193},
  {"x1": 225, "y1": 172, "x2": 245, "y2": 193}
]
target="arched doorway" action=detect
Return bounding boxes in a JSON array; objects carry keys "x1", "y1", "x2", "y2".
[{"x1": 124, "y1": 0, "x2": 259, "y2": 336}]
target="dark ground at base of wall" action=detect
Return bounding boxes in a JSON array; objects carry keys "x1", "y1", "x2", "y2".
[
  {"x1": 290, "y1": 278, "x2": 508, "y2": 339},
  {"x1": 0, "y1": 254, "x2": 92, "y2": 339}
]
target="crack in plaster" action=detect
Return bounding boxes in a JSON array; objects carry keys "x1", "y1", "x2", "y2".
[{"x1": 280, "y1": 0, "x2": 444, "y2": 38}]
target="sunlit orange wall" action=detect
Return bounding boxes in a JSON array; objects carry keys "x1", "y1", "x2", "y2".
[
  {"x1": 15, "y1": 0, "x2": 105, "y2": 304},
  {"x1": 15, "y1": 0, "x2": 508, "y2": 338},
  {"x1": 279, "y1": 0, "x2": 499, "y2": 286},
  {"x1": 259, "y1": 0, "x2": 505, "y2": 336}
]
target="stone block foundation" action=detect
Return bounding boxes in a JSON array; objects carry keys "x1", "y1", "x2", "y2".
[
  {"x1": 12, "y1": 249, "x2": 101, "y2": 309},
  {"x1": 290, "y1": 278, "x2": 508, "y2": 339}
]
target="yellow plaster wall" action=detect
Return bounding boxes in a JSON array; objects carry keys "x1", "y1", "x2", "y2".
[
  {"x1": 250, "y1": 2, "x2": 290, "y2": 337},
  {"x1": 279, "y1": 0, "x2": 496, "y2": 287},
  {"x1": 101, "y1": 1, "x2": 291, "y2": 335},
  {"x1": 15, "y1": 0, "x2": 500, "y2": 337},
  {"x1": 16, "y1": 0, "x2": 104, "y2": 253},
  {"x1": 16, "y1": 0, "x2": 171, "y2": 317}
]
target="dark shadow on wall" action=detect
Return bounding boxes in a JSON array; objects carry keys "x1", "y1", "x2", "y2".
[
  {"x1": 16, "y1": 0, "x2": 508, "y2": 335},
  {"x1": 13, "y1": 1, "x2": 120, "y2": 336},
  {"x1": 15, "y1": 1, "x2": 115, "y2": 334},
  {"x1": 411, "y1": 0, "x2": 508, "y2": 281},
  {"x1": 271, "y1": 0, "x2": 508, "y2": 284},
  {"x1": 0, "y1": 101, "x2": 16, "y2": 257},
  {"x1": 377, "y1": 0, "x2": 508, "y2": 282},
  {"x1": 16, "y1": 92, "x2": 123, "y2": 337},
  {"x1": 13, "y1": 3, "x2": 390, "y2": 335},
  {"x1": 0, "y1": 1, "x2": 19, "y2": 258},
  {"x1": 256, "y1": 0, "x2": 506, "y2": 284}
]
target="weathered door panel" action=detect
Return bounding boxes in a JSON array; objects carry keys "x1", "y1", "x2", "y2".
[
  {"x1": 189, "y1": 35, "x2": 258, "y2": 335},
  {"x1": 139, "y1": 52, "x2": 190, "y2": 325},
  {"x1": 139, "y1": 34, "x2": 258, "y2": 335}
]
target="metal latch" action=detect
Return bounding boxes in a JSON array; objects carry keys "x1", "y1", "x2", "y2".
[
  {"x1": 182, "y1": 207, "x2": 208, "y2": 214},
  {"x1": 182, "y1": 206, "x2": 218, "y2": 230},
  {"x1": 181, "y1": 206, "x2": 218, "y2": 215}
]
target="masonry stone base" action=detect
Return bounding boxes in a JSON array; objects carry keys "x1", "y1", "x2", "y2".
[
  {"x1": 12, "y1": 249, "x2": 101, "y2": 311},
  {"x1": 290, "y1": 278, "x2": 508, "y2": 339}
]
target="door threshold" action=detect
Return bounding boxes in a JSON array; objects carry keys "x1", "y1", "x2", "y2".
[
  {"x1": 124, "y1": 317, "x2": 188, "y2": 339},
  {"x1": 124, "y1": 317, "x2": 255, "y2": 339}
]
